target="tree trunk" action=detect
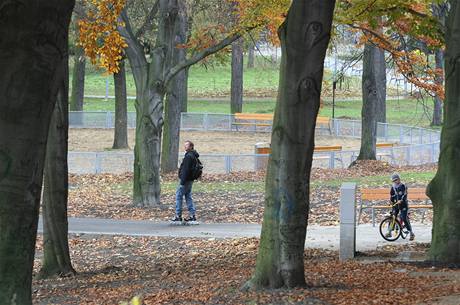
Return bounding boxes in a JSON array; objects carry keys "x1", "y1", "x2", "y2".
[
  {"x1": 69, "y1": 46, "x2": 86, "y2": 112},
  {"x1": 161, "y1": 0, "x2": 188, "y2": 173},
  {"x1": 356, "y1": 43, "x2": 385, "y2": 161},
  {"x1": 231, "y1": 37, "x2": 244, "y2": 114},
  {"x1": 247, "y1": 44, "x2": 255, "y2": 69},
  {"x1": 181, "y1": 67, "x2": 189, "y2": 113},
  {"x1": 426, "y1": 0, "x2": 460, "y2": 264},
  {"x1": 113, "y1": 59, "x2": 129, "y2": 149},
  {"x1": 432, "y1": 49, "x2": 444, "y2": 126},
  {"x1": 38, "y1": 64, "x2": 76, "y2": 279},
  {"x1": 245, "y1": 0, "x2": 335, "y2": 289},
  {"x1": 0, "y1": 1, "x2": 74, "y2": 304},
  {"x1": 129, "y1": 0, "x2": 177, "y2": 206}
]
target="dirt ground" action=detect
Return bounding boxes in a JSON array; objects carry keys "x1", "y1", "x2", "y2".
[{"x1": 69, "y1": 129, "x2": 363, "y2": 154}]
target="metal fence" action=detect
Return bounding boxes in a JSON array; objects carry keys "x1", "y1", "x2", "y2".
[{"x1": 68, "y1": 112, "x2": 441, "y2": 174}]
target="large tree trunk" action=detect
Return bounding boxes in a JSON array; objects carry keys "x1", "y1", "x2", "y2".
[
  {"x1": 69, "y1": 45, "x2": 86, "y2": 112},
  {"x1": 129, "y1": 0, "x2": 177, "y2": 206},
  {"x1": 0, "y1": 1, "x2": 74, "y2": 304},
  {"x1": 245, "y1": 0, "x2": 335, "y2": 289},
  {"x1": 231, "y1": 37, "x2": 244, "y2": 114},
  {"x1": 161, "y1": 0, "x2": 188, "y2": 173},
  {"x1": 38, "y1": 65, "x2": 76, "y2": 279},
  {"x1": 426, "y1": 0, "x2": 460, "y2": 264},
  {"x1": 432, "y1": 49, "x2": 444, "y2": 126},
  {"x1": 247, "y1": 44, "x2": 255, "y2": 69},
  {"x1": 113, "y1": 59, "x2": 129, "y2": 149},
  {"x1": 356, "y1": 43, "x2": 386, "y2": 161}
]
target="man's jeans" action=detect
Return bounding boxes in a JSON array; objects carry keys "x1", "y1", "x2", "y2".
[{"x1": 175, "y1": 181, "x2": 195, "y2": 217}]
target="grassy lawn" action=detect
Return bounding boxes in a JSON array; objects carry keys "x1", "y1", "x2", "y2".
[
  {"x1": 82, "y1": 98, "x2": 436, "y2": 128},
  {"x1": 318, "y1": 170, "x2": 436, "y2": 188},
  {"x1": 76, "y1": 58, "x2": 437, "y2": 128},
  {"x1": 78, "y1": 58, "x2": 280, "y2": 98},
  {"x1": 111, "y1": 170, "x2": 436, "y2": 196}
]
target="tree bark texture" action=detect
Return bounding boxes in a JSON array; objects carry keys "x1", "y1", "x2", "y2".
[
  {"x1": 0, "y1": 1, "x2": 74, "y2": 304},
  {"x1": 432, "y1": 49, "x2": 444, "y2": 126},
  {"x1": 245, "y1": 0, "x2": 335, "y2": 289},
  {"x1": 123, "y1": 0, "x2": 178, "y2": 206},
  {"x1": 161, "y1": 0, "x2": 188, "y2": 173},
  {"x1": 113, "y1": 59, "x2": 129, "y2": 149},
  {"x1": 39, "y1": 64, "x2": 76, "y2": 279},
  {"x1": 120, "y1": 0, "x2": 241, "y2": 206},
  {"x1": 69, "y1": 45, "x2": 86, "y2": 112},
  {"x1": 357, "y1": 43, "x2": 386, "y2": 161},
  {"x1": 426, "y1": 0, "x2": 460, "y2": 264},
  {"x1": 247, "y1": 44, "x2": 255, "y2": 69},
  {"x1": 231, "y1": 37, "x2": 244, "y2": 114}
]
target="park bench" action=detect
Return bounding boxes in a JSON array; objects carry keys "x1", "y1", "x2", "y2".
[
  {"x1": 358, "y1": 187, "x2": 432, "y2": 226},
  {"x1": 376, "y1": 142, "x2": 395, "y2": 161},
  {"x1": 232, "y1": 113, "x2": 331, "y2": 133},
  {"x1": 232, "y1": 113, "x2": 273, "y2": 131},
  {"x1": 255, "y1": 144, "x2": 344, "y2": 168},
  {"x1": 313, "y1": 145, "x2": 343, "y2": 168},
  {"x1": 350, "y1": 142, "x2": 396, "y2": 163}
]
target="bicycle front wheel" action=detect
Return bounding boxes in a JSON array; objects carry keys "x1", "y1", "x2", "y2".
[{"x1": 379, "y1": 216, "x2": 402, "y2": 241}]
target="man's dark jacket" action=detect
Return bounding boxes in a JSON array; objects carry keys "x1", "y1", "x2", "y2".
[{"x1": 178, "y1": 150, "x2": 199, "y2": 185}]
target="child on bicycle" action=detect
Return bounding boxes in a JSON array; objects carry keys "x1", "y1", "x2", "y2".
[{"x1": 388, "y1": 173, "x2": 415, "y2": 241}]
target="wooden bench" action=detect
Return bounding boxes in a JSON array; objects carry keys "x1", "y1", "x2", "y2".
[
  {"x1": 358, "y1": 187, "x2": 432, "y2": 226},
  {"x1": 232, "y1": 113, "x2": 331, "y2": 133},
  {"x1": 376, "y1": 143, "x2": 395, "y2": 162},
  {"x1": 314, "y1": 145, "x2": 343, "y2": 168},
  {"x1": 350, "y1": 143, "x2": 396, "y2": 163},
  {"x1": 255, "y1": 145, "x2": 343, "y2": 168},
  {"x1": 316, "y1": 116, "x2": 332, "y2": 134},
  {"x1": 232, "y1": 113, "x2": 273, "y2": 131}
]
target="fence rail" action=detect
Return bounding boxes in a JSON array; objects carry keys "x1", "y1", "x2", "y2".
[{"x1": 68, "y1": 112, "x2": 441, "y2": 174}]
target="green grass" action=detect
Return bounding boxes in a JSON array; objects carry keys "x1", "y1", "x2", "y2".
[
  {"x1": 314, "y1": 171, "x2": 436, "y2": 188},
  {"x1": 82, "y1": 98, "x2": 436, "y2": 128},
  {"x1": 112, "y1": 180, "x2": 264, "y2": 195},
  {"x1": 76, "y1": 56, "x2": 438, "y2": 128},
  {"x1": 111, "y1": 170, "x2": 435, "y2": 196},
  {"x1": 75, "y1": 57, "x2": 280, "y2": 98}
]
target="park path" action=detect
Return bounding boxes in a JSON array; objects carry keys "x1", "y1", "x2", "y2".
[{"x1": 38, "y1": 217, "x2": 432, "y2": 251}]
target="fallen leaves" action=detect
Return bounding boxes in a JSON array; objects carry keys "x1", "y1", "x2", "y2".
[
  {"x1": 66, "y1": 161, "x2": 436, "y2": 225},
  {"x1": 33, "y1": 235, "x2": 460, "y2": 305}
]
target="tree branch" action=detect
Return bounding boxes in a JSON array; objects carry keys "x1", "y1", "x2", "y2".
[
  {"x1": 165, "y1": 30, "x2": 247, "y2": 84},
  {"x1": 135, "y1": 0, "x2": 160, "y2": 39},
  {"x1": 119, "y1": 9, "x2": 148, "y2": 76}
]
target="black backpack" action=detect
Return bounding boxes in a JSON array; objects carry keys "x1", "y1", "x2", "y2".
[{"x1": 191, "y1": 156, "x2": 203, "y2": 180}]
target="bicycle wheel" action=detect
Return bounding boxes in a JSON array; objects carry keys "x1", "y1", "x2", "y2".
[
  {"x1": 379, "y1": 216, "x2": 402, "y2": 241},
  {"x1": 400, "y1": 223, "x2": 409, "y2": 239}
]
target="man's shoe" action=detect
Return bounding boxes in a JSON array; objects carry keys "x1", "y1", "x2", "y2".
[
  {"x1": 184, "y1": 215, "x2": 196, "y2": 222},
  {"x1": 409, "y1": 233, "x2": 415, "y2": 241},
  {"x1": 171, "y1": 216, "x2": 182, "y2": 222}
]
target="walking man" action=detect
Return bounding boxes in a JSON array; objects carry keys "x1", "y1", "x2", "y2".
[{"x1": 171, "y1": 140, "x2": 199, "y2": 223}]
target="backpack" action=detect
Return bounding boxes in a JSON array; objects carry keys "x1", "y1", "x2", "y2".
[{"x1": 191, "y1": 156, "x2": 203, "y2": 180}]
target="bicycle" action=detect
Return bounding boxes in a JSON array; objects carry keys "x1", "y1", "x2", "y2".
[{"x1": 379, "y1": 201, "x2": 411, "y2": 241}]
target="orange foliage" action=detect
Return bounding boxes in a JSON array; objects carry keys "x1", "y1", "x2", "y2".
[{"x1": 78, "y1": 0, "x2": 128, "y2": 74}]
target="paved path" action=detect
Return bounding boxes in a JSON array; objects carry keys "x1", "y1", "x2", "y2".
[{"x1": 38, "y1": 218, "x2": 432, "y2": 251}]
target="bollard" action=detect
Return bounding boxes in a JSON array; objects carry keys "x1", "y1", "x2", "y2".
[{"x1": 340, "y1": 182, "x2": 357, "y2": 261}]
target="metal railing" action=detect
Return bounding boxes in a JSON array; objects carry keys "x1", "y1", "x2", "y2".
[{"x1": 67, "y1": 113, "x2": 441, "y2": 174}]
